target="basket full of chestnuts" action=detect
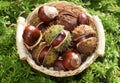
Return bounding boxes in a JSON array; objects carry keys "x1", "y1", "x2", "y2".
[{"x1": 16, "y1": 1, "x2": 105, "y2": 77}]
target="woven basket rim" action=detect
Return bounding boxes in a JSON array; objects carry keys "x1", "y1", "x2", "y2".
[{"x1": 16, "y1": 1, "x2": 105, "y2": 77}]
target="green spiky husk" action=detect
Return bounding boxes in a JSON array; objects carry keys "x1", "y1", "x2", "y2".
[
  {"x1": 43, "y1": 47, "x2": 58, "y2": 67},
  {"x1": 32, "y1": 42, "x2": 46, "y2": 64},
  {"x1": 55, "y1": 31, "x2": 72, "y2": 52},
  {"x1": 44, "y1": 25, "x2": 64, "y2": 44}
]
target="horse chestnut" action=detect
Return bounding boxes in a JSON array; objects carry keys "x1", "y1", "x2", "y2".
[
  {"x1": 22, "y1": 25, "x2": 40, "y2": 46},
  {"x1": 63, "y1": 51, "x2": 81, "y2": 70},
  {"x1": 53, "y1": 60, "x2": 66, "y2": 71},
  {"x1": 37, "y1": 22, "x2": 48, "y2": 32},
  {"x1": 38, "y1": 6, "x2": 58, "y2": 23},
  {"x1": 39, "y1": 45, "x2": 50, "y2": 63},
  {"x1": 77, "y1": 37, "x2": 97, "y2": 55},
  {"x1": 51, "y1": 31, "x2": 66, "y2": 47},
  {"x1": 78, "y1": 13, "x2": 89, "y2": 25}
]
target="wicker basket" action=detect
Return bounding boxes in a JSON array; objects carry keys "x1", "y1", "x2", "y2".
[{"x1": 16, "y1": 1, "x2": 105, "y2": 77}]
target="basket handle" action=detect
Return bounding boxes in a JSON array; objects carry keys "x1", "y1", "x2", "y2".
[
  {"x1": 16, "y1": 17, "x2": 28, "y2": 60},
  {"x1": 93, "y1": 16, "x2": 105, "y2": 56}
]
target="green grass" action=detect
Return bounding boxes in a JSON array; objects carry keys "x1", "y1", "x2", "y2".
[{"x1": 0, "y1": 0, "x2": 120, "y2": 83}]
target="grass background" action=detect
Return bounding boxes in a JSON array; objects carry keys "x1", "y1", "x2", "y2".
[{"x1": 0, "y1": 0, "x2": 120, "y2": 83}]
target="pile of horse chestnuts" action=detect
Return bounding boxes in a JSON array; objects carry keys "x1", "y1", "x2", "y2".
[{"x1": 22, "y1": 5, "x2": 97, "y2": 71}]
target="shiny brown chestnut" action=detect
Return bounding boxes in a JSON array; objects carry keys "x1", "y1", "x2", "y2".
[
  {"x1": 63, "y1": 51, "x2": 81, "y2": 70},
  {"x1": 51, "y1": 31, "x2": 66, "y2": 47},
  {"x1": 42, "y1": 46, "x2": 58, "y2": 67},
  {"x1": 32, "y1": 42, "x2": 58, "y2": 66},
  {"x1": 37, "y1": 22, "x2": 48, "y2": 32},
  {"x1": 39, "y1": 45, "x2": 50, "y2": 63},
  {"x1": 32, "y1": 43, "x2": 48, "y2": 64},
  {"x1": 22, "y1": 25, "x2": 42, "y2": 50},
  {"x1": 78, "y1": 13, "x2": 89, "y2": 25},
  {"x1": 53, "y1": 60, "x2": 66, "y2": 71},
  {"x1": 38, "y1": 6, "x2": 58, "y2": 23}
]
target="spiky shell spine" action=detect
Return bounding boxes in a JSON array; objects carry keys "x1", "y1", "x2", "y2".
[
  {"x1": 32, "y1": 42, "x2": 46, "y2": 65},
  {"x1": 43, "y1": 47, "x2": 58, "y2": 67},
  {"x1": 54, "y1": 30, "x2": 72, "y2": 52},
  {"x1": 44, "y1": 25, "x2": 64, "y2": 44}
]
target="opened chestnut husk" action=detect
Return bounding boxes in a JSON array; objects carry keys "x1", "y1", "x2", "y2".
[
  {"x1": 44, "y1": 25, "x2": 71, "y2": 52},
  {"x1": 72, "y1": 25, "x2": 96, "y2": 41},
  {"x1": 22, "y1": 25, "x2": 42, "y2": 50},
  {"x1": 16, "y1": 1, "x2": 105, "y2": 77}
]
